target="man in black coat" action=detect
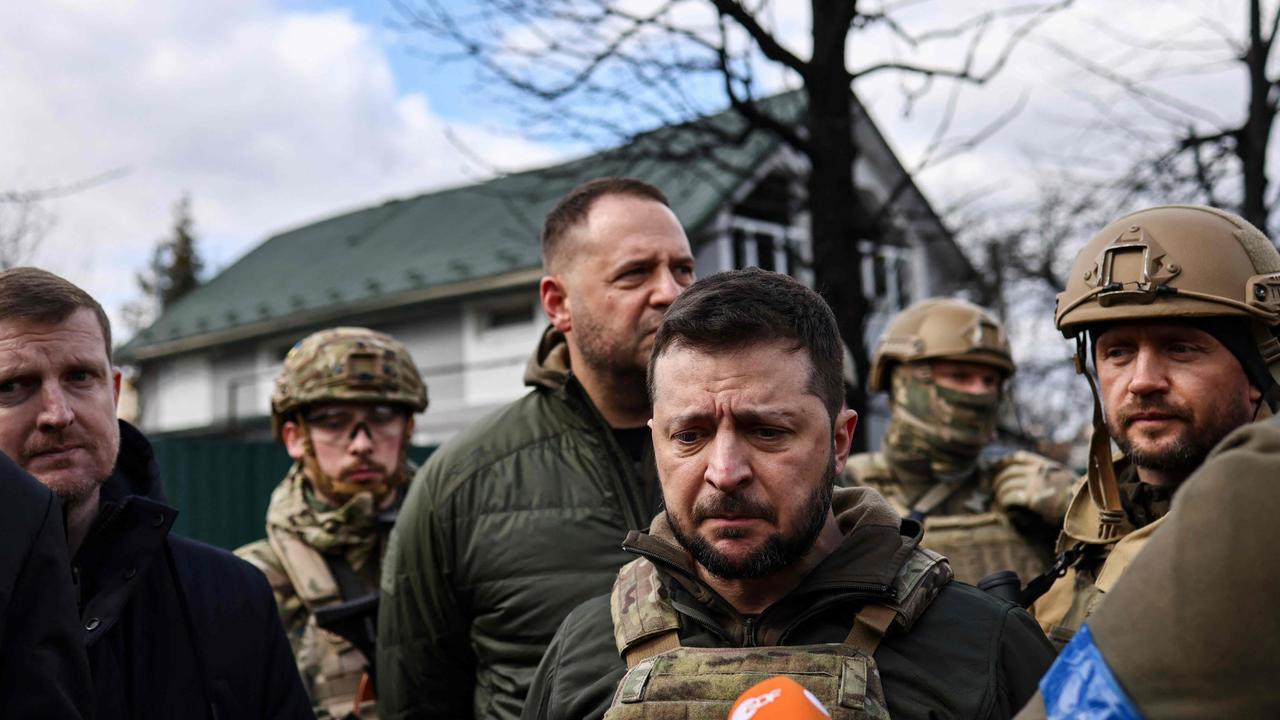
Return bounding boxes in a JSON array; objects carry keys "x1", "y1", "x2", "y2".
[
  {"x1": 0, "y1": 267, "x2": 312, "y2": 720},
  {"x1": 0, "y1": 451, "x2": 92, "y2": 719}
]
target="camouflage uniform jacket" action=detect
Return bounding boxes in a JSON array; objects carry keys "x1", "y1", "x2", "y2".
[
  {"x1": 237, "y1": 460, "x2": 412, "y2": 719},
  {"x1": 1029, "y1": 458, "x2": 1166, "y2": 651},
  {"x1": 522, "y1": 487, "x2": 1055, "y2": 720},
  {"x1": 845, "y1": 449, "x2": 1076, "y2": 585},
  {"x1": 377, "y1": 327, "x2": 661, "y2": 720},
  {"x1": 1017, "y1": 416, "x2": 1280, "y2": 719}
]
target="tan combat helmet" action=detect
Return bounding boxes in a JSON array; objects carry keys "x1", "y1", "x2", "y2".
[
  {"x1": 868, "y1": 297, "x2": 1014, "y2": 393},
  {"x1": 1056, "y1": 204, "x2": 1280, "y2": 538},
  {"x1": 271, "y1": 327, "x2": 428, "y2": 440}
]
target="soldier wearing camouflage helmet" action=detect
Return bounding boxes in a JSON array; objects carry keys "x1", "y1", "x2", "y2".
[
  {"x1": 237, "y1": 327, "x2": 427, "y2": 719},
  {"x1": 845, "y1": 298, "x2": 1076, "y2": 586},
  {"x1": 1026, "y1": 205, "x2": 1280, "y2": 650}
]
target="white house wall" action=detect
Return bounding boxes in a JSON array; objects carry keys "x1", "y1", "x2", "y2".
[
  {"x1": 142, "y1": 353, "x2": 214, "y2": 431},
  {"x1": 136, "y1": 289, "x2": 551, "y2": 444},
  {"x1": 460, "y1": 295, "x2": 546, "y2": 407}
]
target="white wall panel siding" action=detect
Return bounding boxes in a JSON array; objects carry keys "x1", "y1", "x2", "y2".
[
  {"x1": 461, "y1": 294, "x2": 545, "y2": 407},
  {"x1": 147, "y1": 353, "x2": 214, "y2": 431}
]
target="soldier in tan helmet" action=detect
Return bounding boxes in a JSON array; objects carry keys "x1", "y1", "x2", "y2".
[
  {"x1": 846, "y1": 298, "x2": 1076, "y2": 586},
  {"x1": 1025, "y1": 204, "x2": 1280, "y2": 650},
  {"x1": 237, "y1": 327, "x2": 427, "y2": 719}
]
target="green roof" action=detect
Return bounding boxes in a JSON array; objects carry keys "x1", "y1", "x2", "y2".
[{"x1": 120, "y1": 108, "x2": 782, "y2": 362}]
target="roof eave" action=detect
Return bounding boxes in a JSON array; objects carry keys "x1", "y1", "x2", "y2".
[{"x1": 122, "y1": 266, "x2": 543, "y2": 363}]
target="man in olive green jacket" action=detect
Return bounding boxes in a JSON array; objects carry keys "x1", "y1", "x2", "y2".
[
  {"x1": 377, "y1": 177, "x2": 696, "y2": 719},
  {"x1": 1017, "y1": 413, "x2": 1280, "y2": 718}
]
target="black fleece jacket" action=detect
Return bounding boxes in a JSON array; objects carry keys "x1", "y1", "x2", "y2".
[
  {"x1": 74, "y1": 421, "x2": 312, "y2": 720},
  {"x1": 0, "y1": 451, "x2": 93, "y2": 719}
]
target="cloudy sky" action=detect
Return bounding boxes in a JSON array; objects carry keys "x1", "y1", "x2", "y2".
[{"x1": 0, "y1": 0, "x2": 1265, "y2": 343}]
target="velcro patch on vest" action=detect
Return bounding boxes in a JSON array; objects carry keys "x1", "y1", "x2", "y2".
[{"x1": 605, "y1": 645, "x2": 890, "y2": 720}]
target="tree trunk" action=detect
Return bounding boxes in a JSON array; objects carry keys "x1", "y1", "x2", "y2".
[
  {"x1": 807, "y1": 0, "x2": 871, "y2": 450},
  {"x1": 1240, "y1": 0, "x2": 1275, "y2": 231}
]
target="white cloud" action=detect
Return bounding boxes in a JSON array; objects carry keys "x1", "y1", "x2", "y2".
[{"x1": 0, "y1": 0, "x2": 563, "y2": 339}]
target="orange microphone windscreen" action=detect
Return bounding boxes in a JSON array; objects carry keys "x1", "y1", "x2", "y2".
[{"x1": 728, "y1": 676, "x2": 831, "y2": 719}]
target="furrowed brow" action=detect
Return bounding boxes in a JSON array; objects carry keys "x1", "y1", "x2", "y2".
[{"x1": 734, "y1": 408, "x2": 802, "y2": 426}]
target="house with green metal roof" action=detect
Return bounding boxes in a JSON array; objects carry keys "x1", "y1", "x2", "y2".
[{"x1": 120, "y1": 94, "x2": 977, "y2": 445}]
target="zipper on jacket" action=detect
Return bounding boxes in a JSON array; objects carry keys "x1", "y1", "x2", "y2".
[
  {"x1": 776, "y1": 591, "x2": 892, "y2": 643},
  {"x1": 742, "y1": 616, "x2": 759, "y2": 647},
  {"x1": 565, "y1": 373, "x2": 649, "y2": 529}
]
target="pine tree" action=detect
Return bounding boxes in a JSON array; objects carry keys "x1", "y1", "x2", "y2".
[{"x1": 123, "y1": 194, "x2": 204, "y2": 332}]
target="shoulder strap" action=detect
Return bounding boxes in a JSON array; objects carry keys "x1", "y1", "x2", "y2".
[
  {"x1": 843, "y1": 603, "x2": 897, "y2": 655},
  {"x1": 610, "y1": 558, "x2": 682, "y2": 669},
  {"x1": 324, "y1": 553, "x2": 374, "y2": 602},
  {"x1": 623, "y1": 631, "x2": 680, "y2": 669},
  {"x1": 909, "y1": 482, "x2": 960, "y2": 519},
  {"x1": 843, "y1": 545, "x2": 952, "y2": 655},
  {"x1": 1019, "y1": 542, "x2": 1088, "y2": 608}
]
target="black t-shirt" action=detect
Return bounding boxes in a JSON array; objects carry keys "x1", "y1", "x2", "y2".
[{"x1": 611, "y1": 426, "x2": 649, "y2": 466}]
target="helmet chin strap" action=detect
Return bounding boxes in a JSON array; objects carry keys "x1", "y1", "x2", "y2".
[
  {"x1": 1074, "y1": 334, "x2": 1126, "y2": 541},
  {"x1": 1249, "y1": 322, "x2": 1280, "y2": 413}
]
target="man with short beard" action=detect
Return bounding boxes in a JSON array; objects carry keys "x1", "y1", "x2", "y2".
[
  {"x1": 378, "y1": 177, "x2": 696, "y2": 719},
  {"x1": 522, "y1": 269, "x2": 1054, "y2": 720},
  {"x1": 0, "y1": 267, "x2": 310, "y2": 719},
  {"x1": 1027, "y1": 205, "x2": 1280, "y2": 649},
  {"x1": 237, "y1": 327, "x2": 428, "y2": 719}
]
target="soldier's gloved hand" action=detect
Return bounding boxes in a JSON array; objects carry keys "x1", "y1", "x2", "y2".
[{"x1": 991, "y1": 451, "x2": 1077, "y2": 523}]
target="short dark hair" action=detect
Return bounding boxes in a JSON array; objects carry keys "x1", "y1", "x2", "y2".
[
  {"x1": 648, "y1": 268, "x2": 844, "y2": 420},
  {"x1": 0, "y1": 267, "x2": 113, "y2": 362},
  {"x1": 540, "y1": 177, "x2": 669, "y2": 271}
]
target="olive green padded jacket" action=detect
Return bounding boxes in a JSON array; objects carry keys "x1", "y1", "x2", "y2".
[{"x1": 377, "y1": 328, "x2": 660, "y2": 720}]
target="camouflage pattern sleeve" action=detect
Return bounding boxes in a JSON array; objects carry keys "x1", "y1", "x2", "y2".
[
  {"x1": 990, "y1": 451, "x2": 1079, "y2": 524},
  {"x1": 235, "y1": 539, "x2": 308, "y2": 649}
]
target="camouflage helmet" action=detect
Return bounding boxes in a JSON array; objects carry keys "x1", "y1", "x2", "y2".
[
  {"x1": 271, "y1": 327, "x2": 427, "y2": 440},
  {"x1": 1056, "y1": 204, "x2": 1280, "y2": 335},
  {"x1": 868, "y1": 298, "x2": 1014, "y2": 393}
]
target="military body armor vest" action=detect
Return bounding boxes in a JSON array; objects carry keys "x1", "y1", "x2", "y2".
[
  {"x1": 605, "y1": 546, "x2": 951, "y2": 719},
  {"x1": 846, "y1": 452, "x2": 1050, "y2": 585},
  {"x1": 268, "y1": 526, "x2": 378, "y2": 719}
]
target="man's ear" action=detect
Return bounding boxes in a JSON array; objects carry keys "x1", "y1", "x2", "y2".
[
  {"x1": 403, "y1": 416, "x2": 416, "y2": 448},
  {"x1": 831, "y1": 408, "x2": 859, "y2": 474},
  {"x1": 111, "y1": 367, "x2": 122, "y2": 406},
  {"x1": 282, "y1": 422, "x2": 308, "y2": 461},
  {"x1": 540, "y1": 275, "x2": 572, "y2": 333}
]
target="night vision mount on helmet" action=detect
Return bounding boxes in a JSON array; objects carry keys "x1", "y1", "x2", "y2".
[{"x1": 1055, "y1": 204, "x2": 1280, "y2": 540}]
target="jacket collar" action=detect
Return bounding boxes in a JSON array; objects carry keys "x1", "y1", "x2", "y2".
[
  {"x1": 100, "y1": 420, "x2": 168, "y2": 506},
  {"x1": 74, "y1": 422, "x2": 179, "y2": 643},
  {"x1": 523, "y1": 325, "x2": 571, "y2": 392},
  {"x1": 624, "y1": 487, "x2": 917, "y2": 617}
]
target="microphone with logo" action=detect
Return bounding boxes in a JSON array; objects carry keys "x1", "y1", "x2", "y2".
[{"x1": 728, "y1": 676, "x2": 831, "y2": 720}]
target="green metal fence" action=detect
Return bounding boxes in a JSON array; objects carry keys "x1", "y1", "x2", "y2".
[{"x1": 149, "y1": 437, "x2": 435, "y2": 551}]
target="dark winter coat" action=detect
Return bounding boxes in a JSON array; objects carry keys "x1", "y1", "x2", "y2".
[
  {"x1": 524, "y1": 487, "x2": 1056, "y2": 720},
  {"x1": 0, "y1": 451, "x2": 93, "y2": 720},
  {"x1": 75, "y1": 421, "x2": 312, "y2": 720},
  {"x1": 378, "y1": 328, "x2": 661, "y2": 720}
]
